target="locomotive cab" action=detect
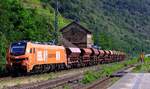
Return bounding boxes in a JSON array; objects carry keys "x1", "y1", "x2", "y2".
[{"x1": 7, "y1": 41, "x2": 29, "y2": 73}]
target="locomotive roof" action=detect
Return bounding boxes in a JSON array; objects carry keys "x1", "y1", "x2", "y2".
[
  {"x1": 13, "y1": 41, "x2": 57, "y2": 45},
  {"x1": 60, "y1": 21, "x2": 92, "y2": 34}
]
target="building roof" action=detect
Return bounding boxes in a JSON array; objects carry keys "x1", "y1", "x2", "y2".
[{"x1": 60, "y1": 21, "x2": 92, "y2": 34}]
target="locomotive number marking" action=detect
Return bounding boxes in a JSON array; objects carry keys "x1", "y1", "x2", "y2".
[
  {"x1": 37, "y1": 51, "x2": 43, "y2": 61},
  {"x1": 56, "y1": 51, "x2": 60, "y2": 61}
]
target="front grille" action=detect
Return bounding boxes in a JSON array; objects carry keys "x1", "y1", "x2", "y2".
[{"x1": 11, "y1": 58, "x2": 25, "y2": 63}]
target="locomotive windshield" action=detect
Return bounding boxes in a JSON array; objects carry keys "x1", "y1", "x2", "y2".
[{"x1": 10, "y1": 42, "x2": 26, "y2": 56}]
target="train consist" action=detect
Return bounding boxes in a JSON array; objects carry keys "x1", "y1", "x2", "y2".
[{"x1": 6, "y1": 41, "x2": 126, "y2": 74}]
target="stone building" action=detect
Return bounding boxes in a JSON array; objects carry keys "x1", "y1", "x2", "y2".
[{"x1": 60, "y1": 22, "x2": 93, "y2": 48}]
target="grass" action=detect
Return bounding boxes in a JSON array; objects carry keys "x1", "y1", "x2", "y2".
[
  {"x1": 81, "y1": 59, "x2": 138, "y2": 84},
  {"x1": 132, "y1": 57, "x2": 150, "y2": 73},
  {"x1": 63, "y1": 84, "x2": 71, "y2": 89}
]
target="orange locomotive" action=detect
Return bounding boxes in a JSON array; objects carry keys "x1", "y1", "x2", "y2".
[
  {"x1": 6, "y1": 41, "x2": 126, "y2": 74},
  {"x1": 6, "y1": 41, "x2": 67, "y2": 73}
]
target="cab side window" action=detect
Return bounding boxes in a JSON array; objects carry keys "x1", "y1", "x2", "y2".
[{"x1": 30, "y1": 48, "x2": 32, "y2": 53}]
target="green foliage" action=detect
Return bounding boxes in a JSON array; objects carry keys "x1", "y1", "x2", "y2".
[
  {"x1": 82, "y1": 71, "x2": 97, "y2": 84},
  {"x1": 0, "y1": 32, "x2": 7, "y2": 61},
  {"x1": 0, "y1": 32, "x2": 7, "y2": 72},
  {"x1": 94, "y1": 32, "x2": 113, "y2": 50},
  {"x1": 63, "y1": 85, "x2": 71, "y2": 89}
]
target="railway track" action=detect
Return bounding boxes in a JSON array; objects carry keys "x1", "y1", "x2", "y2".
[
  {"x1": 1, "y1": 64, "x2": 100, "y2": 89},
  {"x1": 6, "y1": 67, "x2": 100, "y2": 89},
  {"x1": 82, "y1": 77, "x2": 111, "y2": 89},
  {"x1": 0, "y1": 72, "x2": 11, "y2": 81},
  {"x1": 7, "y1": 73, "x2": 83, "y2": 89},
  {"x1": 6, "y1": 64, "x2": 137, "y2": 89}
]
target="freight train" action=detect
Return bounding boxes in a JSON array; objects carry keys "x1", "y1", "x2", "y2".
[{"x1": 6, "y1": 41, "x2": 126, "y2": 74}]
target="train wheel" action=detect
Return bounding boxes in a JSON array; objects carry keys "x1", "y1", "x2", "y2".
[
  {"x1": 77, "y1": 63, "x2": 81, "y2": 68},
  {"x1": 66, "y1": 64, "x2": 72, "y2": 69},
  {"x1": 61, "y1": 64, "x2": 65, "y2": 70},
  {"x1": 11, "y1": 67, "x2": 20, "y2": 77}
]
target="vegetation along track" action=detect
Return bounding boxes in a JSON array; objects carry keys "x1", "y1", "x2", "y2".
[
  {"x1": 80, "y1": 64, "x2": 138, "y2": 89},
  {"x1": 7, "y1": 64, "x2": 137, "y2": 89}
]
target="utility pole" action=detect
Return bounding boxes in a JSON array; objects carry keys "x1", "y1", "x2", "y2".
[{"x1": 54, "y1": 0, "x2": 59, "y2": 44}]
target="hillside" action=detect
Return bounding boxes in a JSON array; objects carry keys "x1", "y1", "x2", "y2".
[
  {"x1": 0, "y1": 0, "x2": 69, "y2": 65},
  {"x1": 46, "y1": 0, "x2": 150, "y2": 56}
]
